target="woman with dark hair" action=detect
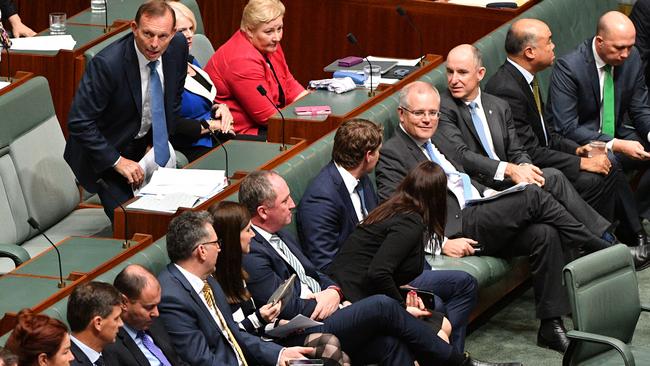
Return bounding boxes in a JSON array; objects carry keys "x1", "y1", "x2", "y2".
[
  {"x1": 208, "y1": 201, "x2": 350, "y2": 366},
  {"x1": 327, "y1": 160, "x2": 453, "y2": 341},
  {"x1": 5, "y1": 309, "x2": 74, "y2": 366}
]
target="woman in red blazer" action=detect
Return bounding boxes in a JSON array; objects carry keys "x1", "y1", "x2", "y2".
[{"x1": 204, "y1": 0, "x2": 308, "y2": 138}]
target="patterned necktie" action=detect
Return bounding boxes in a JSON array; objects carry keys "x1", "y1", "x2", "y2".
[
  {"x1": 354, "y1": 182, "x2": 368, "y2": 219},
  {"x1": 269, "y1": 235, "x2": 321, "y2": 292},
  {"x1": 468, "y1": 102, "x2": 498, "y2": 160},
  {"x1": 423, "y1": 141, "x2": 473, "y2": 201},
  {"x1": 202, "y1": 281, "x2": 248, "y2": 366},
  {"x1": 147, "y1": 60, "x2": 170, "y2": 166},
  {"x1": 94, "y1": 355, "x2": 104, "y2": 366},
  {"x1": 0, "y1": 21, "x2": 11, "y2": 49},
  {"x1": 531, "y1": 76, "x2": 549, "y2": 146},
  {"x1": 602, "y1": 64, "x2": 615, "y2": 137},
  {"x1": 137, "y1": 330, "x2": 172, "y2": 366}
]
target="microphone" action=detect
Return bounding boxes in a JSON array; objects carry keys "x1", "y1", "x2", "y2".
[
  {"x1": 257, "y1": 85, "x2": 287, "y2": 151},
  {"x1": 96, "y1": 178, "x2": 130, "y2": 248},
  {"x1": 27, "y1": 218, "x2": 65, "y2": 288},
  {"x1": 346, "y1": 33, "x2": 376, "y2": 97},
  {"x1": 200, "y1": 119, "x2": 230, "y2": 184},
  {"x1": 396, "y1": 6, "x2": 424, "y2": 67},
  {"x1": 103, "y1": 0, "x2": 109, "y2": 33}
]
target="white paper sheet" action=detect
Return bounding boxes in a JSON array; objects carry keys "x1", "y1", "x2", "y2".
[
  {"x1": 10, "y1": 35, "x2": 76, "y2": 51},
  {"x1": 0, "y1": 81, "x2": 9, "y2": 90},
  {"x1": 367, "y1": 56, "x2": 421, "y2": 67},
  {"x1": 127, "y1": 192, "x2": 199, "y2": 213},
  {"x1": 138, "y1": 167, "x2": 227, "y2": 197},
  {"x1": 133, "y1": 142, "x2": 177, "y2": 196}
]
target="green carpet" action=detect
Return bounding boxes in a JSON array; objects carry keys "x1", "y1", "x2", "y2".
[{"x1": 464, "y1": 264, "x2": 650, "y2": 365}]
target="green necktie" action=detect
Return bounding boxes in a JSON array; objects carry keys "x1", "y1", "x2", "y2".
[{"x1": 602, "y1": 64, "x2": 615, "y2": 136}]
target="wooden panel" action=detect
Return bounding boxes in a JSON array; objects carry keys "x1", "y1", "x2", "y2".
[{"x1": 13, "y1": 0, "x2": 88, "y2": 34}]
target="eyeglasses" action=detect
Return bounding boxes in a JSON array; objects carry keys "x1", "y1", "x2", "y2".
[
  {"x1": 193, "y1": 238, "x2": 222, "y2": 251},
  {"x1": 400, "y1": 106, "x2": 440, "y2": 119}
]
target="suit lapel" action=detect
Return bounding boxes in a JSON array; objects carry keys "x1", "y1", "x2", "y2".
[
  {"x1": 327, "y1": 163, "x2": 358, "y2": 226},
  {"x1": 582, "y1": 40, "x2": 601, "y2": 111},
  {"x1": 117, "y1": 328, "x2": 150, "y2": 366},
  {"x1": 124, "y1": 38, "x2": 143, "y2": 118},
  {"x1": 166, "y1": 264, "x2": 220, "y2": 330},
  {"x1": 70, "y1": 342, "x2": 94, "y2": 366},
  {"x1": 457, "y1": 99, "x2": 484, "y2": 150},
  {"x1": 397, "y1": 127, "x2": 428, "y2": 163},
  {"x1": 481, "y1": 95, "x2": 506, "y2": 158}
]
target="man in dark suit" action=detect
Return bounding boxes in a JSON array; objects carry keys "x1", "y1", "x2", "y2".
[
  {"x1": 631, "y1": 0, "x2": 650, "y2": 93},
  {"x1": 297, "y1": 119, "x2": 478, "y2": 352},
  {"x1": 488, "y1": 19, "x2": 650, "y2": 249},
  {"x1": 437, "y1": 44, "x2": 619, "y2": 250},
  {"x1": 104, "y1": 264, "x2": 186, "y2": 366},
  {"x1": 157, "y1": 211, "x2": 312, "y2": 366},
  {"x1": 297, "y1": 118, "x2": 381, "y2": 270},
  {"x1": 67, "y1": 282, "x2": 124, "y2": 366},
  {"x1": 547, "y1": 11, "x2": 650, "y2": 225},
  {"x1": 376, "y1": 81, "x2": 621, "y2": 353},
  {"x1": 239, "y1": 170, "x2": 519, "y2": 366},
  {"x1": 64, "y1": 0, "x2": 200, "y2": 221}
]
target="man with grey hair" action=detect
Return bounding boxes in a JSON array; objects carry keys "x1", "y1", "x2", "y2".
[
  {"x1": 376, "y1": 80, "x2": 623, "y2": 353},
  {"x1": 240, "y1": 170, "x2": 520, "y2": 366},
  {"x1": 548, "y1": 10, "x2": 650, "y2": 244},
  {"x1": 157, "y1": 210, "x2": 313, "y2": 366},
  {"x1": 104, "y1": 264, "x2": 187, "y2": 366}
]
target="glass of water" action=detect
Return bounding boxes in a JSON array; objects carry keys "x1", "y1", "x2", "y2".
[
  {"x1": 91, "y1": 0, "x2": 106, "y2": 13},
  {"x1": 363, "y1": 64, "x2": 381, "y2": 89},
  {"x1": 49, "y1": 12, "x2": 66, "y2": 35}
]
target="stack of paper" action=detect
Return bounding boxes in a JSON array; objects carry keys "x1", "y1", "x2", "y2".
[
  {"x1": 128, "y1": 168, "x2": 227, "y2": 213},
  {"x1": 10, "y1": 35, "x2": 76, "y2": 51}
]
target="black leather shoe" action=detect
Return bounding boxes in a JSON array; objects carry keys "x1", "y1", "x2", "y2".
[
  {"x1": 630, "y1": 244, "x2": 650, "y2": 271},
  {"x1": 461, "y1": 353, "x2": 522, "y2": 366},
  {"x1": 537, "y1": 318, "x2": 570, "y2": 353}
]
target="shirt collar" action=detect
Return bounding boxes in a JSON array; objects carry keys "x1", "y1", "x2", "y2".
[
  {"x1": 334, "y1": 162, "x2": 360, "y2": 195},
  {"x1": 507, "y1": 57, "x2": 535, "y2": 84},
  {"x1": 70, "y1": 335, "x2": 102, "y2": 364},
  {"x1": 399, "y1": 123, "x2": 430, "y2": 147},
  {"x1": 464, "y1": 88, "x2": 484, "y2": 109},
  {"x1": 592, "y1": 37, "x2": 607, "y2": 70},
  {"x1": 122, "y1": 323, "x2": 139, "y2": 340},
  {"x1": 251, "y1": 224, "x2": 273, "y2": 243},
  {"x1": 173, "y1": 263, "x2": 205, "y2": 294}
]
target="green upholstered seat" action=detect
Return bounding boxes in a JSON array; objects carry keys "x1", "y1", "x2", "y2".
[
  {"x1": 0, "y1": 77, "x2": 110, "y2": 273},
  {"x1": 562, "y1": 244, "x2": 650, "y2": 366},
  {"x1": 192, "y1": 33, "x2": 214, "y2": 67}
]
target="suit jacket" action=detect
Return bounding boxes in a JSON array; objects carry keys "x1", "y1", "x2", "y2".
[
  {"x1": 0, "y1": 0, "x2": 16, "y2": 22},
  {"x1": 376, "y1": 127, "x2": 482, "y2": 238},
  {"x1": 64, "y1": 32, "x2": 196, "y2": 192},
  {"x1": 436, "y1": 89, "x2": 530, "y2": 190},
  {"x1": 485, "y1": 61, "x2": 582, "y2": 181},
  {"x1": 547, "y1": 38, "x2": 650, "y2": 144},
  {"x1": 70, "y1": 342, "x2": 94, "y2": 366},
  {"x1": 102, "y1": 320, "x2": 187, "y2": 366},
  {"x1": 157, "y1": 264, "x2": 282, "y2": 366},
  {"x1": 631, "y1": 0, "x2": 650, "y2": 90},
  {"x1": 242, "y1": 228, "x2": 337, "y2": 319},
  {"x1": 296, "y1": 161, "x2": 378, "y2": 270}
]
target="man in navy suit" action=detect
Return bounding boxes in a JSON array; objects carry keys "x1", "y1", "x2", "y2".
[
  {"x1": 157, "y1": 211, "x2": 312, "y2": 366},
  {"x1": 64, "y1": 0, "x2": 200, "y2": 221},
  {"x1": 297, "y1": 118, "x2": 478, "y2": 352},
  {"x1": 240, "y1": 170, "x2": 519, "y2": 366},
  {"x1": 67, "y1": 282, "x2": 124, "y2": 366},
  {"x1": 104, "y1": 264, "x2": 187, "y2": 366},
  {"x1": 547, "y1": 11, "x2": 650, "y2": 227}
]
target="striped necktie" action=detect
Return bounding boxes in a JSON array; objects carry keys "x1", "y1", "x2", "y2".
[{"x1": 270, "y1": 234, "x2": 321, "y2": 292}]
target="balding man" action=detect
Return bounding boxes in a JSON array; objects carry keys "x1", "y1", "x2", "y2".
[
  {"x1": 547, "y1": 11, "x2": 650, "y2": 234},
  {"x1": 485, "y1": 19, "x2": 650, "y2": 252},
  {"x1": 103, "y1": 264, "x2": 187, "y2": 366}
]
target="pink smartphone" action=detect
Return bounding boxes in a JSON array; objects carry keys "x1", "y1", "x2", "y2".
[{"x1": 295, "y1": 105, "x2": 332, "y2": 116}]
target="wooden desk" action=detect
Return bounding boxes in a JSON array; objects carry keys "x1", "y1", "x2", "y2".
[
  {"x1": 0, "y1": 71, "x2": 34, "y2": 95},
  {"x1": 0, "y1": 234, "x2": 152, "y2": 336},
  {"x1": 0, "y1": 21, "x2": 130, "y2": 136},
  {"x1": 113, "y1": 139, "x2": 308, "y2": 240},
  {"x1": 267, "y1": 54, "x2": 444, "y2": 144}
]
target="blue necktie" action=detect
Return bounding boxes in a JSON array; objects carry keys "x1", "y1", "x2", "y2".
[
  {"x1": 423, "y1": 141, "x2": 473, "y2": 201},
  {"x1": 354, "y1": 182, "x2": 368, "y2": 219},
  {"x1": 138, "y1": 330, "x2": 172, "y2": 366},
  {"x1": 468, "y1": 102, "x2": 498, "y2": 160},
  {"x1": 147, "y1": 61, "x2": 170, "y2": 167}
]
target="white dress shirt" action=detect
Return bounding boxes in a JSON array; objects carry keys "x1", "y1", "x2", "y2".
[
  {"x1": 70, "y1": 335, "x2": 102, "y2": 365},
  {"x1": 335, "y1": 163, "x2": 365, "y2": 221},
  {"x1": 122, "y1": 323, "x2": 162, "y2": 366}
]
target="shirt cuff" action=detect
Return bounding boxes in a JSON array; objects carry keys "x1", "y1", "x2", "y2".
[
  {"x1": 606, "y1": 139, "x2": 615, "y2": 152},
  {"x1": 112, "y1": 156, "x2": 121, "y2": 168},
  {"x1": 276, "y1": 348, "x2": 286, "y2": 366},
  {"x1": 647, "y1": 132, "x2": 650, "y2": 144},
  {"x1": 494, "y1": 161, "x2": 507, "y2": 181}
]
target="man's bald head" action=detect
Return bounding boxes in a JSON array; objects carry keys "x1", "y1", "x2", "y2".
[
  {"x1": 505, "y1": 18, "x2": 555, "y2": 72},
  {"x1": 595, "y1": 11, "x2": 636, "y2": 65}
]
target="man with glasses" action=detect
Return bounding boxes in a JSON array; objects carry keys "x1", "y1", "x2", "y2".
[
  {"x1": 157, "y1": 211, "x2": 313, "y2": 365},
  {"x1": 376, "y1": 80, "x2": 617, "y2": 353}
]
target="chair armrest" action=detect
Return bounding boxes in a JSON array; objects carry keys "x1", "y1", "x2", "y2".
[
  {"x1": 565, "y1": 330, "x2": 635, "y2": 366},
  {"x1": 0, "y1": 244, "x2": 30, "y2": 267}
]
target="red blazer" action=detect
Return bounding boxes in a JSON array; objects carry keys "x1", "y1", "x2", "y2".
[{"x1": 204, "y1": 30, "x2": 304, "y2": 135}]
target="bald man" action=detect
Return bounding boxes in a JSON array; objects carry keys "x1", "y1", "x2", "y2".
[
  {"x1": 486, "y1": 19, "x2": 650, "y2": 251},
  {"x1": 547, "y1": 11, "x2": 650, "y2": 233}
]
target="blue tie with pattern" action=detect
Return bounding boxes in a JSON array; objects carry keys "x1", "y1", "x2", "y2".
[
  {"x1": 468, "y1": 102, "x2": 498, "y2": 160},
  {"x1": 138, "y1": 330, "x2": 172, "y2": 366},
  {"x1": 354, "y1": 182, "x2": 368, "y2": 219},
  {"x1": 423, "y1": 141, "x2": 473, "y2": 201},
  {"x1": 147, "y1": 61, "x2": 170, "y2": 167}
]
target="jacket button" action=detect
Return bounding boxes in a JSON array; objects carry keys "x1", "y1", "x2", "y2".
[{"x1": 455, "y1": 214, "x2": 460, "y2": 219}]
